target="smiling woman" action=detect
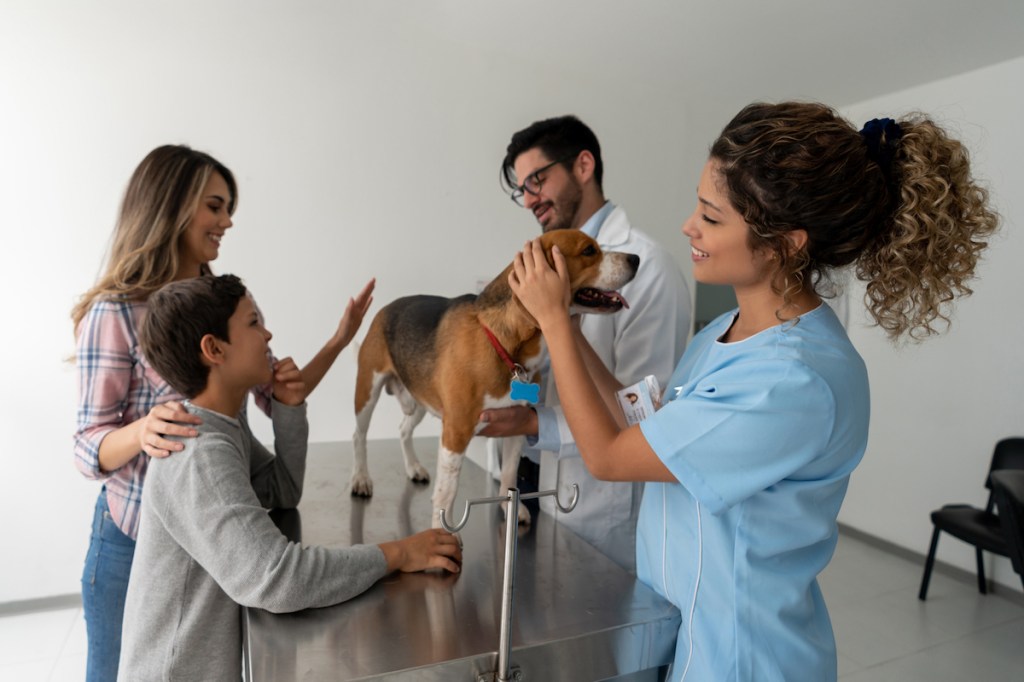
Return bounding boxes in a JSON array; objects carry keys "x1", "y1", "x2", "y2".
[
  {"x1": 177, "y1": 172, "x2": 235, "y2": 278},
  {"x1": 71, "y1": 146, "x2": 238, "y2": 327},
  {"x1": 69, "y1": 145, "x2": 256, "y2": 682},
  {"x1": 506, "y1": 100, "x2": 999, "y2": 681},
  {"x1": 683, "y1": 160, "x2": 778, "y2": 297},
  {"x1": 68, "y1": 144, "x2": 375, "y2": 682}
]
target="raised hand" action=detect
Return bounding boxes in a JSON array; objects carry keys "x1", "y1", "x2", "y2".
[{"x1": 333, "y1": 278, "x2": 376, "y2": 350}]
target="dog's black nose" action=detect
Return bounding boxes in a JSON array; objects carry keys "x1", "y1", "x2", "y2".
[{"x1": 627, "y1": 254, "x2": 640, "y2": 270}]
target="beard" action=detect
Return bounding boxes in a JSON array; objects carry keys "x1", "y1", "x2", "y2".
[{"x1": 539, "y1": 179, "x2": 584, "y2": 233}]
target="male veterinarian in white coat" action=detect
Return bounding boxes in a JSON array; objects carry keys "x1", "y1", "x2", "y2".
[{"x1": 480, "y1": 115, "x2": 691, "y2": 571}]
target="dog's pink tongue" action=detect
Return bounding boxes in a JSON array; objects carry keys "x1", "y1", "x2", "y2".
[{"x1": 615, "y1": 292, "x2": 630, "y2": 309}]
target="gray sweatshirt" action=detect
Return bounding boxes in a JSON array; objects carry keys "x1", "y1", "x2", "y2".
[{"x1": 118, "y1": 400, "x2": 387, "y2": 681}]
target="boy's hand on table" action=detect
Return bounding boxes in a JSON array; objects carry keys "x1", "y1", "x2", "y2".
[{"x1": 380, "y1": 528, "x2": 463, "y2": 574}]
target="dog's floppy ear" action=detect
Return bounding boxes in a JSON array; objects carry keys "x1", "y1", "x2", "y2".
[
  {"x1": 538, "y1": 231, "x2": 574, "y2": 268},
  {"x1": 477, "y1": 263, "x2": 515, "y2": 308},
  {"x1": 540, "y1": 242, "x2": 558, "y2": 269}
]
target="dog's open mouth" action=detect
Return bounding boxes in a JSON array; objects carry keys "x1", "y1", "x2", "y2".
[{"x1": 574, "y1": 287, "x2": 630, "y2": 312}]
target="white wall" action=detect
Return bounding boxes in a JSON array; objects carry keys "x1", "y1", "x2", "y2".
[
  {"x1": 1, "y1": 1, "x2": 1020, "y2": 604},
  {"x1": 0, "y1": 2, "x2": 695, "y2": 603},
  {"x1": 838, "y1": 56, "x2": 1024, "y2": 591}
]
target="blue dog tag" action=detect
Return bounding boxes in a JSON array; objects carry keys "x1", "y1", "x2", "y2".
[{"x1": 510, "y1": 380, "x2": 540, "y2": 404}]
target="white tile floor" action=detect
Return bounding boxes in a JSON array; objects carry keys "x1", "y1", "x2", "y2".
[
  {"x1": 0, "y1": 605, "x2": 85, "y2": 682},
  {"x1": 821, "y1": 533, "x2": 1024, "y2": 680},
  {"x1": 2, "y1": 532, "x2": 1022, "y2": 681}
]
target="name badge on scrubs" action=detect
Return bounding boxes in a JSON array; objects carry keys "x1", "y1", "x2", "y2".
[{"x1": 616, "y1": 375, "x2": 662, "y2": 426}]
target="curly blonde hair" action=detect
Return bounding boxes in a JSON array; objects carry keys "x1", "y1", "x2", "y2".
[
  {"x1": 71, "y1": 145, "x2": 237, "y2": 332},
  {"x1": 710, "y1": 102, "x2": 999, "y2": 340}
]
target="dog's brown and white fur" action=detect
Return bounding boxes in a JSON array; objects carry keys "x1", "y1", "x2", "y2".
[{"x1": 351, "y1": 230, "x2": 638, "y2": 526}]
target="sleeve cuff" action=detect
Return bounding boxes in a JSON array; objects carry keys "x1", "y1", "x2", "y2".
[{"x1": 533, "y1": 406, "x2": 562, "y2": 452}]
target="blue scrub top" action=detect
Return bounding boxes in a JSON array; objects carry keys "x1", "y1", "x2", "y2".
[{"x1": 638, "y1": 304, "x2": 869, "y2": 681}]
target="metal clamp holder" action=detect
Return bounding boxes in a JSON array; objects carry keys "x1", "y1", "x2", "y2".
[{"x1": 438, "y1": 484, "x2": 579, "y2": 682}]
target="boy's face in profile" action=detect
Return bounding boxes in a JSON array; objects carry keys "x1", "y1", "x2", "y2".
[{"x1": 219, "y1": 293, "x2": 274, "y2": 389}]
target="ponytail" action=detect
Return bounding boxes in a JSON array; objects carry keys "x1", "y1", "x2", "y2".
[
  {"x1": 710, "y1": 102, "x2": 998, "y2": 341},
  {"x1": 856, "y1": 115, "x2": 999, "y2": 340}
]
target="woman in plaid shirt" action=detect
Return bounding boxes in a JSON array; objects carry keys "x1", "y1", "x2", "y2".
[{"x1": 71, "y1": 145, "x2": 373, "y2": 682}]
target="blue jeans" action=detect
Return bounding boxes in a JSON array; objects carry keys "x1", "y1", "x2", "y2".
[{"x1": 81, "y1": 488, "x2": 135, "y2": 682}]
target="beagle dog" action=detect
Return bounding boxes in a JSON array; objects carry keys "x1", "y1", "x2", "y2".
[{"x1": 351, "y1": 230, "x2": 638, "y2": 526}]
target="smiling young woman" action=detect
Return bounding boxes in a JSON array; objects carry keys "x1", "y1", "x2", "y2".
[
  {"x1": 70, "y1": 145, "x2": 374, "y2": 682},
  {"x1": 508, "y1": 100, "x2": 999, "y2": 681},
  {"x1": 176, "y1": 171, "x2": 234, "y2": 278},
  {"x1": 683, "y1": 157, "x2": 824, "y2": 342},
  {"x1": 71, "y1": 145, "x2": 241, "y2": 682}
]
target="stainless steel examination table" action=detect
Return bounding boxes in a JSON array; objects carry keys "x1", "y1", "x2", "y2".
[{"x1": 243, "y1": 439, "x2": 680, "y2": 681}]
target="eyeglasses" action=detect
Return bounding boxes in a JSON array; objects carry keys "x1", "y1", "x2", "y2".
[{"x1": 508, "y1": 153, "x2": 576, "y2": 207}]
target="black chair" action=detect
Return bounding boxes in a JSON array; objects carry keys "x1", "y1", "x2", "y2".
[
  {"x1": 990, "y1": 470, "x2": 1024, "y2": 591},
  {"x1": 918, "y1": 437, "x2": 1024, "y2": 600}
]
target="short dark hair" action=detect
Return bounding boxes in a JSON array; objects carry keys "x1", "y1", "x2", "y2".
[
  {"x1": 501, "y1": 115, "x2": 604, "y2": 192},
  {"x1": 140, "y1": 274, "x2": 247, "y2": 397}
]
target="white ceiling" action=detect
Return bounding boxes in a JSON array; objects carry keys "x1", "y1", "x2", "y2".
[{"x1": 408, "y1": 0, "x2": 1024, "y2": 122}]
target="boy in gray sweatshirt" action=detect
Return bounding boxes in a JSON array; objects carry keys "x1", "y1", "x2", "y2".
[{"x1": 118, "y1": 274, "x2": 462, "y2": 681}]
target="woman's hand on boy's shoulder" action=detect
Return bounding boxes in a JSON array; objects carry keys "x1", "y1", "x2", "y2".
[
  {"x1": 271, "y1": 357, "x2": 306, "y2": 406},
  {"x1": 139, "y1": 400, "x2": 201, "y2": 458}
]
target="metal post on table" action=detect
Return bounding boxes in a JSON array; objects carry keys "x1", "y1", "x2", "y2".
[{"x1": 438, "y1": 484, "x2": 580, "y2": 682}]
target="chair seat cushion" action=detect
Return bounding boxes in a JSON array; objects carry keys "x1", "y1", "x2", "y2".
[{"x1": 931, "y1": 505, "x2": 1009, "y2": 555}]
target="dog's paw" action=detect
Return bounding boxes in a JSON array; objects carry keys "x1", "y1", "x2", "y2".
[
  {"x1": 407, "y1": 463, "x2": 431, "y2": 484},
  {"x1": 500, "y1": 500, "x2": 532, "y2": 526},
  {"x1": 350, "y1": 474, "x2": 374, "y2": 497},
  {"x1": 516, "y1": 502, "x2": 532, "y2": 526}
]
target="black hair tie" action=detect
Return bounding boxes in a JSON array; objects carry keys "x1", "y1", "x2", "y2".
[{"x1": 860, "y1": 117, "x2": 903, "y2": 173}]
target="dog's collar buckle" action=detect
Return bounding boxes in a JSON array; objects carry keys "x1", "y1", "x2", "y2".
[
  {"x1": 481, "y1": 324, "x2": 540, "y2": 404},
  {"x1": 511, "y1": 363, "x2": 529, "y2": 383}
]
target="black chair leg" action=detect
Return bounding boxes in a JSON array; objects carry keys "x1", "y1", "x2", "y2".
[
  {"x1": 919, "y1": 527, "x2": 941, "y2": 600},
  {"x1": 975, "y1": 548, "x2": 988, "y2": 594}
]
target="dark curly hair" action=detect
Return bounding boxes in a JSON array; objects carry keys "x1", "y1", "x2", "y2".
[{"x1": 710, "y1": 101, "x2": 999, "y2": 340}]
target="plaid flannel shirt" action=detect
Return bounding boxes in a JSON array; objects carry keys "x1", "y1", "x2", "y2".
[{"x1": 73, "y1": 298, "x2": 273, "y2": 539}]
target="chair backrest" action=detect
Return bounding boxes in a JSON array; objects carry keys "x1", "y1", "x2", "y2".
[
  {"x1": 990, "y1": 437, "x2": 1024, "y2": 475},
  {"x1": 984, "y1": 438, "x2": 1024, "y2": 501},
  {"x1": 981, "y1": 438, "x2": 1024, "y2": 512},
  {"x1": 990, "y1": 470, "x2": 1024, "y2": 577}
]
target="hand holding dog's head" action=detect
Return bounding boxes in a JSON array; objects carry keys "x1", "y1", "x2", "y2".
[
  {"x1": 539, "y1": 231, "x2": 638, "y2": 315},
  {"x1": 508, "y1": 237, "x2": 571, "y2": 330}
]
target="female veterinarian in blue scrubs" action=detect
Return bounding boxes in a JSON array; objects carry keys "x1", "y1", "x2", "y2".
[{"x1": 508, "y1": 101, "x2": 998, "y2": 680}]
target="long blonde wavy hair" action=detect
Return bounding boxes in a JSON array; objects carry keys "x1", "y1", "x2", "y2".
[
  {"x1": 709, "y1": 101, "x2": 999, "y2": 341},
  {"x1": 71, "y1": 145, "x2": 237, "y2": 332}
]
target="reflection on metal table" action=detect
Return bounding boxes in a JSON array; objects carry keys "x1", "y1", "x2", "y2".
[{"x1": 243, "y1": 439, "x2": 680, "y2": 681}]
